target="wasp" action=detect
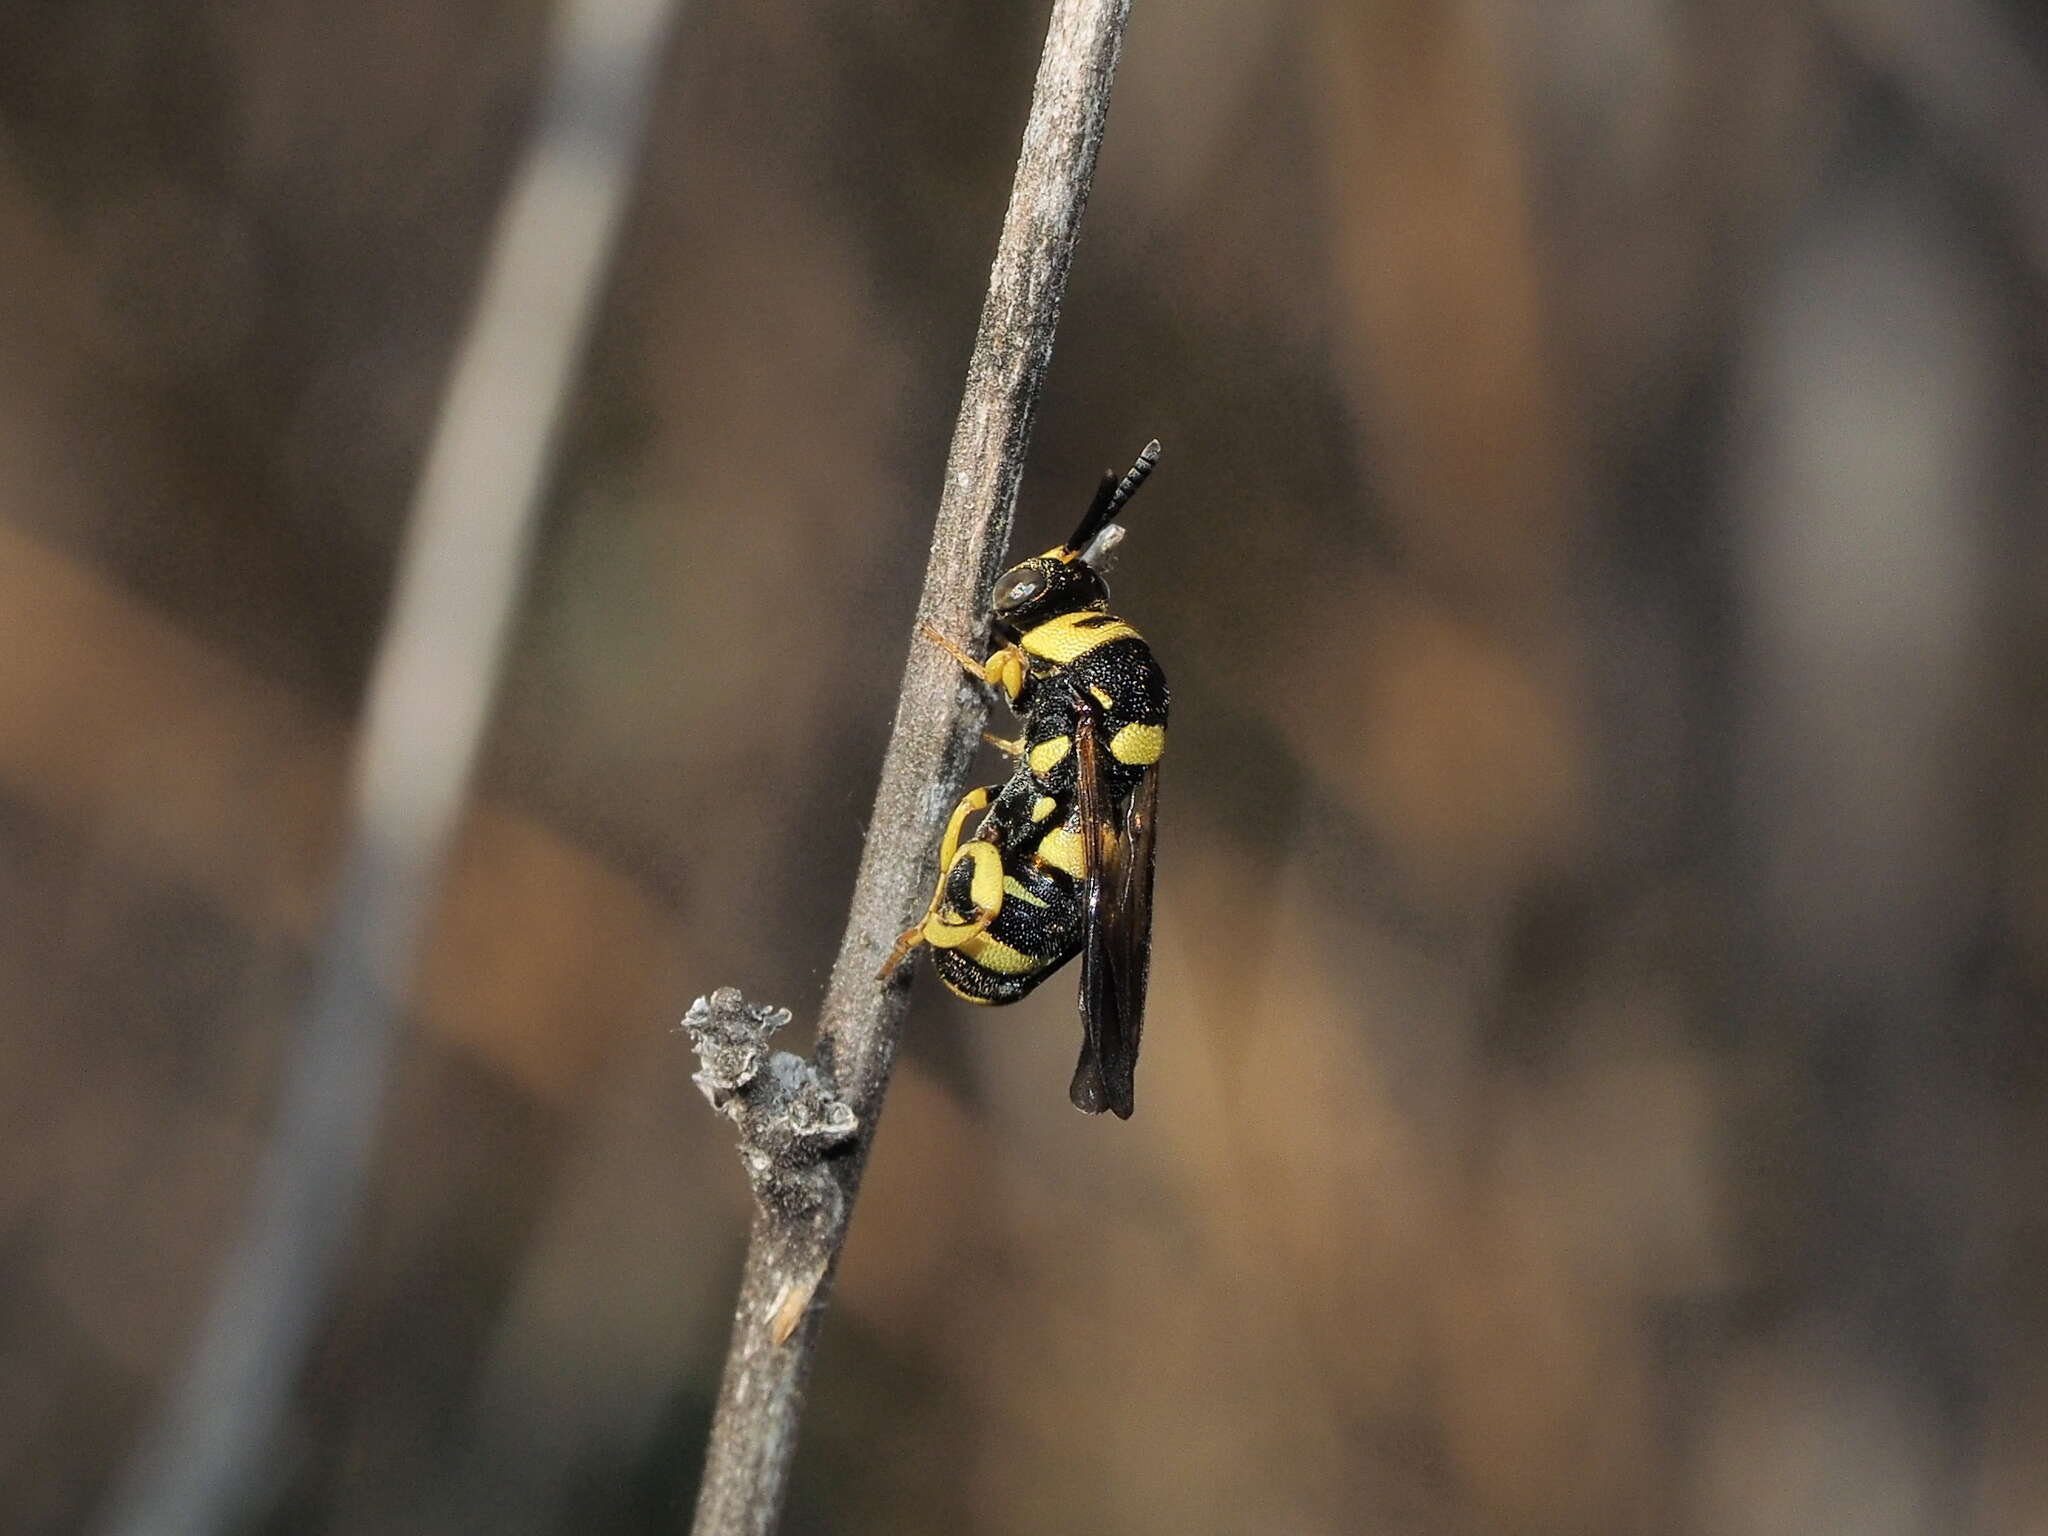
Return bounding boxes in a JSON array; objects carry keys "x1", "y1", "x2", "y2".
[{"x1": 882, "y1": 442, "x2": 1167, "y2": 1118}]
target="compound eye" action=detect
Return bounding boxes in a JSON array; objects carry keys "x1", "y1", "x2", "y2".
[{"x1": 995, "y1": 571, "x2": 1041, "y2": 610}]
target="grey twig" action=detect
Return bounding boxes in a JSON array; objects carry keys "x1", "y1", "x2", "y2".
[
  {"x1": 684, "y1": 2, "x2": 1136, "y2": 1532},
  {"x1": 96, "y1": 2, "x2": 684, "y2": 1533}
]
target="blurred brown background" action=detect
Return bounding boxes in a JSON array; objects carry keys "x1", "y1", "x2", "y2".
[{"x1": 5, "y1": 1, "x2": 2048, "y2": 1532}]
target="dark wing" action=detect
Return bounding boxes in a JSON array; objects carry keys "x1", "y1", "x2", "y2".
[
  {"x1": 1067, "y1": 692, "x2": 1158, "y2": 1119},
  {"x1": 1107, "y1": 759, "x2": 1159, "y2": 1104},
  {"x1": 1067, "y1": 698, "x2": 1118, "y2": 1114}
]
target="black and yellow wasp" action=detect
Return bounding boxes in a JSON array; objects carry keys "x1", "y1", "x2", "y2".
[{"x1": 882, "y1": 442, "x2": 1167, "y2": 1118}]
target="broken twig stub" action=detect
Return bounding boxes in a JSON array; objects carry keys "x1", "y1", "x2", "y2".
[{"x1": 683, "y1": 988, "x2": 859, "y2": 1221}]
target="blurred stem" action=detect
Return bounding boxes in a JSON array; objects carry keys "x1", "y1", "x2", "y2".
[
  {"x1": 1812, "y1": 0, "x2": 2048, "y2": 274},
  {"x1": 95, "y1": 2, "x2": 683, "y2": 1534},
  {"x1": 685, "y1": 2, "x2": 1135, "y2": 1532}
]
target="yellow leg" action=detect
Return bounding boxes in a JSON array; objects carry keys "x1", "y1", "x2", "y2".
[
  {"x1": 877, "y1": 785, "x2": 996, "y2": 980},
  {"x1": 933, "y1": 786, "x2": 992, "y2": 872},
  {"x1": 986, "y1": 646, "x2": 1027, "y2": 705},
  {"x1": 879, "y1": 923, "x2": 926, "y2": 978},
  {"x1": 922, "y1": 842, "x2": 1002, "y2": 950},
  {"x1": 984, "y1": 733, "x2": 1026, "y2": 755},
  {"x1": 921, "y1": 622, "x2": 1027, "y2": 706},
  {"x1": 921, "y1": 622, "x2": 989, "y2": 681}
]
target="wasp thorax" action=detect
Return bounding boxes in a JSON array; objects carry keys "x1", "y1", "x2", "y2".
[{"x1": 990, "y1": 553, "x2": 1109, "y2": 633}]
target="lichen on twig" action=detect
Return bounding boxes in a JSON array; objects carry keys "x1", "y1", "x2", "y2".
[{"x1": 683, "y1": 988, "x2": 857, "y2": 1219}]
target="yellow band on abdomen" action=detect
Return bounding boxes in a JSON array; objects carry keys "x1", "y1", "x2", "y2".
[
  {"x1": 1034, "y1": 824, "x2": 1111, "y2": 881},
  {"x1": 961, "y1": 930, "x2": 1043, "y2": 975}
]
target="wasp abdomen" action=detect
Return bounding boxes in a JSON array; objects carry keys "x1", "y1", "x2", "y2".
[{"x1": 930, "y1": 809, "x2": 1085, "y2": 1004}]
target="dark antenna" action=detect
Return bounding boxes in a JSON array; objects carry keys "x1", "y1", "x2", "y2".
[{"x1": 1064, "y1": 439, "x2": 1163, "y2": 554}]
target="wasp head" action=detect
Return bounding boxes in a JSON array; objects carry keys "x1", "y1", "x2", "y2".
[{"x1": 989, "y1": 552, "x2": 1109, "y2": 635}]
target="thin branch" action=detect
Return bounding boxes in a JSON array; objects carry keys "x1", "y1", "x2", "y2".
[
  {"x1": 96, "y1": 2, "x2": 684, "y2": 1532},
  {"x1": 683, "y1": 2, "x2": 1136, "y2": 1532}
]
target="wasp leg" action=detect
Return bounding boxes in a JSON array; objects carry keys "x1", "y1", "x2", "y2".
[
  {"x1": 984, "y1": 733, "x2": 1026, "y2": 756},
  {"x1": 879, "y1": 922, "x2": 927, "y2": 978},
  {"x1": 921, "y1": 622, "x2": 1028, "y2": 706},
  {"x1": 921, "y1": 621, "x2": 984, "y2": 677},
  {"x1": 921, "y1": 842, "x2": 1003, "y2": 950},
  {"x1": 883, "y1": 841, "x2": 1005, "y2": 976},
  {"x1": 877, "y1": 785, "x2": 999, "y2": 980}
]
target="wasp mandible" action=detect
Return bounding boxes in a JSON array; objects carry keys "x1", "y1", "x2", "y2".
[{"x1": 882, "y1": 442, "x2": 1167, "y2": 1118}]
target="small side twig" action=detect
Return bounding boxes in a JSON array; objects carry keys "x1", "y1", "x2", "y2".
[
  {"x1": 684, "y1": 3, "x2": 1136, "y2": 1533},
  {"x1": 685, "y1": 989, "x2": 858, "y2": 1228}
]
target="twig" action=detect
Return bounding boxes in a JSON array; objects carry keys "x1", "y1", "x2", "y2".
[
  {"x1": 95, "y1": 2, "x2": 684, "y2": 1532},
  {"x1": 683, "y1": 3, "x2": 1135, "y2": 1531}
]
